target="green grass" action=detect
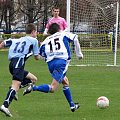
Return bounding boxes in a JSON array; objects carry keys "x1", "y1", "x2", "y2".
[{"x1": 0, "y1": 51, "x2": 120, "y2": 120}]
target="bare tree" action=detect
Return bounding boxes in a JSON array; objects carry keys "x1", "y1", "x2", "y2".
[
  {"x1": 0, "y1": 0, "x2": 20, "y2": 34},
  {"x1": 18, "y1": 0, "x2": 66, "y2": 31}
]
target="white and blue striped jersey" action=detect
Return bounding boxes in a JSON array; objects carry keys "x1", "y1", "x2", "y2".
[
  {"x1": 39, "y1": 31, "x2": 83, "y2": 62},
  {"x1": 4, "y1": 36, "x2": 39, "y2": 60}
]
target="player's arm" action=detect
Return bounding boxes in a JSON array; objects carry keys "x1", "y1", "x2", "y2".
[
  {"x1": 43, "y1": 18, "x2": 51, "y2": 36},
  {"x1": 33, "y1": 39, "x2": 41, "y2": 60},
  {"x1": 74, "y1": 35, "x2": 83, "y2": 60},
  {"x1": 43, "y1": 28, "x2": 48, "y2": 36},
  {"x1": 63, "y1": 25, "x2": 68, "y2": 32},
  {"x1": 0, "y1": 41, "x2": 5, "y2": 49},
  {"x1": 39, "y1": 43, "x2": 46, "y2": 61},
  {"x1": 43, "y1": 21, "x2": 50, "y2": 35},
  {"x1": 63, "y1": 18, "x2": 68, "y2": 31}
]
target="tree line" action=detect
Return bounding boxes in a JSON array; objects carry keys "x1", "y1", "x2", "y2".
[{"x1": 0, "y1": 0, "x2": 66, "y2": 34}]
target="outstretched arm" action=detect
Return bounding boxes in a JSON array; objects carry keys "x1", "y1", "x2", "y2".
[
  {"x1": 0, "y1": 41, "x2": 5, "y2": 49},
  {"x1": 74, "y1": 35, "x2": 83, "y2": 60},
  {"x1": 43, "y1": 28, "x2": 48, "y2": 36}
]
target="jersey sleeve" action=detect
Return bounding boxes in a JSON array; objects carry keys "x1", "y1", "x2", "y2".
[
  {"x1": 65, "y1": 32, "x2": 83, "y2": 59},
  {"x1": 39, "y1": 43, "x2": 47, "y2": 61},
  {"x1": 63, "y1": 18, "x2": 68, "y2": 30},
  {"x1": 39, "y1": 44, "x2": 45, "y2": 56},
  {"x1": 45, "y1": 23, "x2": 49, "y2": 29},
  {"x1": 33, "y1": 39, "x2": 39, "y2": 56},
  {"x1": 4, "y1": 39, "x2": 12, "y2": 47},
  {"x1": 65, "y1": 32, "x2": 76, "y2": 41},
  {"x1": 73, "y1": 35, "x2": 83, "y2": 59}
]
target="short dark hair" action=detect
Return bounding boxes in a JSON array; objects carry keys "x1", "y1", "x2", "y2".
[
  {"x1": 48, "y1": 23, "x2": 60, "y2": 34},
  {"x1": 25, "y1": 23, "x2": 36, "y2": 34},
  {"x1": 52, "y1": 6, "x2": 60, "y2": 11}
]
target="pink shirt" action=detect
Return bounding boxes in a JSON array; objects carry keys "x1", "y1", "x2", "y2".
[{"x1": 46, "y1": 17, "x2": 67, "y2": 30}]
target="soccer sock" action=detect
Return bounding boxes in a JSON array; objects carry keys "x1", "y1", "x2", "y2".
[
  {"x1": 3, "y1": 88, "x2": 16, "y2": 108},
  {"x1": 20, "y1": 78, "x2": 32, "y2": 88},
  {"x1": 33, "y1": 84, "x2": 51, "y2": 93},
  {"x1": 63, "y1": 86, "x2": 75, "y2": 107}
]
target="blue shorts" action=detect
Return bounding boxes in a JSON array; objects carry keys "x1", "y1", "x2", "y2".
[
  {"x1": 47, "y1": 58, "x2": 69, "y2": 83},
  {"x1": 9, "y1": 58, "x2": 28, "y2": 82}
]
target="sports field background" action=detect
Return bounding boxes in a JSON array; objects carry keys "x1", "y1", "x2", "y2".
[{"x1": 0, "y1": 51, "x2": 120, "y2": 120}]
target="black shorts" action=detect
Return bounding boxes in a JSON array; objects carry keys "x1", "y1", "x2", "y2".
[{"x1": 9, "y1": 58, "x2": 28, "y2": 82}]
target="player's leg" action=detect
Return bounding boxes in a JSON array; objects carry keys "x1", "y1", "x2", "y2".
[
  {"x1": 62, "y1": 76, "x2": 80, "y2": 112},
  {"x1": 23, "y1": 59, "x2": 59, "y2": 95},
  {"x1": 25, "y1": 72, "x2": 37, "y2": 84},
  {"x1": 33, "y1": 78, "x2": 59, "y2": 93},
  {"x1": 20, "y1": 71, "x2": 33, "y2": 88},
  {"x1": 23, "y1": 58, "x2": 66, "y2": 95},
  {"x1": 23, "y1": 78, "x2": 59, "y2": 95},
  {"x1": 62, "y1": 76, "x2": 75, "y2": 108},
  {"x1": 9, "y1": 71, "x2": 33, "y2": 89},
  {"x1": 9, "y1": 78, "x2": 31, "y2": 101},
  {"x1": 22, "y1": 72, "x2": 38, "y2": 95},
  {"x1": 0, "y1": 60, "x2": 24, "y2": 117},
  {"x1": 20, "y1": 78, "x2": 32, "y2": 88},
  {"x1": 9, "y1": 86, "x2": 18, "y2": 101},
  {"x1": 8, "y1": 71, "x2": 33, "y2": 101},
  {"x1": 0, "y1": 80, "x2": 21, "y2": 117}
]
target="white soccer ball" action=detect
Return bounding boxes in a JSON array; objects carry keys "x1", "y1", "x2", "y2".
[{"x1": 96, "y1": 96, "x2": 109, "y2": 109}]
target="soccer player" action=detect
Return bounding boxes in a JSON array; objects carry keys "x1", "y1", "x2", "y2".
[
  {"x1": 0, "y1": 23, "x2": 40, "y2": 117},
  {"x1": 43, "y1": 6, "x2": 68, "y2": 35},
  {"x1": 43, "y1": 6, "x2": 70, "y2": 86},
  {"x1": 23, "y1": 23, "x2": 83, "y2": 112}
]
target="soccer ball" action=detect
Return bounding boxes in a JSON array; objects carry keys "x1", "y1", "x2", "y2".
[{"x1": 96, "y1": 96, "x2": 109, "y2": 109}]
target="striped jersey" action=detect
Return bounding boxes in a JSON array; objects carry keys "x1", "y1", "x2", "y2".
[
  {"x1": 4, "y1": 36, "x2": 39, "y2": 61},
  {"x1": 39, "y1": 31, "x2": 83, "y2": 62}
]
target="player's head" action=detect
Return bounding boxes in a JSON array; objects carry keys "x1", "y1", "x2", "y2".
[
  {"x1": 48, "y1": 23, "x2": 60, "y2": 35},
  {"x1": 52, "y1": 6, "x2": 60, "y2": 17},
  {"x1": 26, "y1": 23, "x2": 37, "y2": 38}
]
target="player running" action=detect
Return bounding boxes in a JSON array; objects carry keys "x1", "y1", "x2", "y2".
[
  {"x1": 0, "y1": 23, "x2": 40, "y2": 117},
  {"x1": 23, "y1": 23, "x2": 83, "y2": 112}
]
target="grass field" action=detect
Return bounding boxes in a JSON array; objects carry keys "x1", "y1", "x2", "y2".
[{"x1": 0, "y1": 51, "x2": 120, "y2": 120}]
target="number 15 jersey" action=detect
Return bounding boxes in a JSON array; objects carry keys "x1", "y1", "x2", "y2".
[{"x1": 39, "y1": 31, "x2": 83, "y2": 62}]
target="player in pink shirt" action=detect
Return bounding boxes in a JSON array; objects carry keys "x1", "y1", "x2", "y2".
[{"x1": 43, "y1": 7, "x2": 68, "y2": 35}]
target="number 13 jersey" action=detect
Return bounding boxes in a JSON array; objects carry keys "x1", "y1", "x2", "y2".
[{"x1": 3, "y1": 36, "x2": 39, "y2": 61}]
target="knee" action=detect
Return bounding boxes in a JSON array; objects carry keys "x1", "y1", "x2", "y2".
[
  {"x1": 65, "y1": 80, "x2": 69, "y2": 86},
  {"x1": 62, "y1": 77, "x2": 69, "y2": 86},
  {"x1": 31, "y1": 76, "x2": 37, "y2": 84},
  {"x1": 12, "y1": 80, "x2": 21, "y2": 91},
  {"x1": 50, "y1": 90, "x2": 55, "y2": 93},
  {"x1": 26, "y1": 72, "x2": 38, "y2": 83},
  {"x1": 50, "y1": 86, "x2": 56, "y2": 93},
  {"x1": 33, "y1": 76, "x2": 37, "y2": 82}
]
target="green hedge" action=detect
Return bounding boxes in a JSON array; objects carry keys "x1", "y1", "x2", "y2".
[
  {"x1": 0, "y1": 34, "x2": 48, "y2": 42},
  {"x1": 0, "y1": 33, "x2": 120, "y2": 48}
]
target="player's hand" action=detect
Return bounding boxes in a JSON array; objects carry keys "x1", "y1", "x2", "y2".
[
  {"x1": 39, "y1": 55, "x2": 45, "y2": 61},
  {"x1": 39, "y1": 41, "x2": 42, "y2": 46},
  {"x1": 77, "y1": 53, "x2": 83, "y2": 60}
]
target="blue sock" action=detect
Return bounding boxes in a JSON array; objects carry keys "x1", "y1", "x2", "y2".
[
  {"x1": 63, "y1": 86, "x2": 74, "y2": 107},
  {"x1": 3, "y1": 88, "x2": 16, "y2": 108},
  {"x1": 33, "y1": 84, "x2": 51, "y2": 93}
]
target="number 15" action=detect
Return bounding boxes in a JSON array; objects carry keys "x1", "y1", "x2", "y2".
[{"x1": 48, "y1": 38, "x2": 61, "y2": 52}]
